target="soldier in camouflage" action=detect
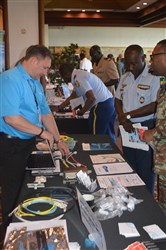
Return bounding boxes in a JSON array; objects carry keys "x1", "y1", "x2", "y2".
[{"x1": 143, "y1": 39, "x2": 166, "y2": 214}]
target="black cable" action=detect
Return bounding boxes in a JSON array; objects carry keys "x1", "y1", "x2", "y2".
[{"x1": 15, "y1": 186, "x2": 77, "y2": 221}]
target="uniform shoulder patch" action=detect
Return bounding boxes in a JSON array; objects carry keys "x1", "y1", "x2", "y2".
[
  {"x1": 160, "y1": 77, "x2": 166, "y2": 86},
  {"x1": 75, "y1": 80, "x2": 80, "y2": 87}
]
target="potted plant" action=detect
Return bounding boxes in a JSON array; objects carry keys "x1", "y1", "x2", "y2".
[{"x1": 48, "y1": 43, "x2": 79, "y2": 85}]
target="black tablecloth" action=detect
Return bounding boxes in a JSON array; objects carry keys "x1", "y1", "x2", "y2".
[
  {"x1": 13, "y1": 134, "x2": 166, "y2": 250},
  {"x1": 55, "y1": 117, "x2": 89, "y2": 134}
]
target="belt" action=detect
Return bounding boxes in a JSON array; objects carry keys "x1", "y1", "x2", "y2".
[{"x1": 0, "y1": 132, "x2": 18, "y2": 139}]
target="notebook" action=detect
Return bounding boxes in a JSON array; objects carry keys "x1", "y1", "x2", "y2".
[{"x1": 26, "y1": 141, "x2": 61, "y2": 175}]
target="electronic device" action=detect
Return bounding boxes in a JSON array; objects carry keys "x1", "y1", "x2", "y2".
[
  {"x1": 61, "y1": 83, "x2": 71, "y2": 99},
  {"x1": 26, "y1": 141, "x2": 61, "y2": 176}
]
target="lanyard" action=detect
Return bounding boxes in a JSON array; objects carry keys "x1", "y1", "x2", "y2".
[{"x1": 27, "y1": 80, "x2": 39, "y2": 111}]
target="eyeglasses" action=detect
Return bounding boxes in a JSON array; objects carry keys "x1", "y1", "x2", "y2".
[{"x1": 150, "y1": 53, "x2": 166, "y2": 60}]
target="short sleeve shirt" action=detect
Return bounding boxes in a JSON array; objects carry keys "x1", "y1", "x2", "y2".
[
  {"x1": 153, "y1": 86, "x2": 166, "y2": 172},
  {"x1": 93, "y1": 56, "x2": 119, "y2": 83},
  {"x1": 71, "y1": 69, "x2": 112, "y2": 107},
  {"x1": 0, "y1": 63, "x2": 51, "y2": 139},
  {"x1": 80, "y1": 58, "x2": 93, "y2": 72},
  {"x1": 115, "y1": 64, "x2": 161, "y2": 123}
]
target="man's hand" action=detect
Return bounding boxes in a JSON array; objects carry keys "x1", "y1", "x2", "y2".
[
  {"x1": 49, "y1": 105, "x2": 59, "y2": 113},
  {"x1": 118, "y1": 113, "x2": 127, "y2": 124},
  {"x1": 122, "y1": 120, "x2": 134, "y2": 133},
  {"x1": 142, "y1": 129, "x2": 155, "y2": 143},
  {"x1": 76, "y1": 109, "x2": 84, "y2": 116},
  {"x1": 40, "y1": 130, "x2": 70, "y2": 156},
  {"x1": 40, "y1": 130, "x2": 55, "y2": 148},
  {"x1": 117, "y1": 112, "x2": 134, "y2": 133},
  {"x1": 56, "y1": 140, "x2": 70, "y2": 157}
]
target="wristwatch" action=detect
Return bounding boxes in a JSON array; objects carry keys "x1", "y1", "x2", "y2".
[{"x1": 126, "y1": 114, "x2": 131, "y2": 120}]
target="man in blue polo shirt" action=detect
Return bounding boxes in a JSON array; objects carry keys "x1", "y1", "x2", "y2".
[
  {"x1": 0, "y1": 45, "x2": 69, "y2": 231},
  {"x1": 57, "y1": 63, "x2": 116, "y2": 142}
]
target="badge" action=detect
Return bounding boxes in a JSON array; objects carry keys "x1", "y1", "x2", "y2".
[
  {"x1": 137, "y1": 84, "x2": 150, "y2": 90},
  {"x1": 122, "y1": 83, "x2": 127, "y2": 89},
  {"x1": 140, "y1": 96, "x2": 145, "y2": 103},
  {"x1": 75, "y1": 80, "x2": 80, "y2": 87}
]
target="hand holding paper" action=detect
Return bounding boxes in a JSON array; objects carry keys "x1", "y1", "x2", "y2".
[{"x1": 119, "y1": 123, "x2": 149, "y2": 151}]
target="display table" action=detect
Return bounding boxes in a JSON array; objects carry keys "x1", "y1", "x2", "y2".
[
  {"x1": 46, "y1": 89, "x2": 89, "y2": 134},
  {"x1": 55, "y1": 116, "x2": 89, "y2": 134},
  {"x1": 47, "y1": 94, "x2": 89, "y2": 134},
  {"x1": 11, "y1": 135, "x2": 166, "y2": 249}
]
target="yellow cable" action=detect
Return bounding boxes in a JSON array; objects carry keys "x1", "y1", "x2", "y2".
[
  {"x1": 16, "y1": 196, "x2": 56, "y2": 217},
  {"x1": 62, "y1": 159, "x2": 70, "y2": 168},
  {"x1": 93, "y1": 104, "x2": 98, "y2": 135}
]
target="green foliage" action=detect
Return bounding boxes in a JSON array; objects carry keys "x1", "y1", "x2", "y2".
[{"x1": 49, "y1": 43, "x2": 79, "y2": 84}]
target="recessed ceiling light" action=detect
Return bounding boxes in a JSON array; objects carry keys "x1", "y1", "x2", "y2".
[
  {"x1": 143, "y1": 2, "x2": 148, "y2": 5},
  {"x1": 96, "y1": 10, "x2": 100, "y2": 12},
  {"x1": 82, "y1": 9, "x2": 86, "y2": 12},
  {"x1": 67, "y1": 9, "x2": 71, "y2": 12},
  {"x1": 136, "y1": 6, "x2": 140, "y2": 10}
]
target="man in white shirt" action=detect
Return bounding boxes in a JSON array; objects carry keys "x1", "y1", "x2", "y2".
[
  {"x1": 79, "y1": 52, "x2": 92, "y2": 72},
  {"x1": 56, "y1": 63, "x2": 116, "y2": 142},
  {"x1": 115, "y1": 44, "x2": 161, "y2": 195}
]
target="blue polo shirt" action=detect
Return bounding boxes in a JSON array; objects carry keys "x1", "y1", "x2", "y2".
[{"x1": 0, "y1": 63, "x2": 51, "y2": 139}]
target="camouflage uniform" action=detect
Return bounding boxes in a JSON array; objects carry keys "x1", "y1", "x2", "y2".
[{"x1": 153, "y1": 84, "x2": 166, "y2": 213}]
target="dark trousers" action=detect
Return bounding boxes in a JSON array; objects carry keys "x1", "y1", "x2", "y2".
[
  {"x1": 0, "y1": 133, "x2": 35, "y2": 229},
  {"x1": 123, "y1": 119, "x2": 156, "y2": 195},
  {"x1": 88, "y1": 98, "x2": 116, "y2": 143},
  {"x1": 123, "y1": 146, "x2": 155, "y2": 194}
]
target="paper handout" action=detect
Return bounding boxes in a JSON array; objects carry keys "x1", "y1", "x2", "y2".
[
  {"x1": 90, "y1": 153, "x2": 125, "y2": 164},
  {"x1": 97, "y1": 173, "x2": 145, "y2": 188},
  {"x1": 119, "y1": 124, "x2": 149, "y2": 151},
  {"x1": 82, "y1": 143, "x2": 112, "y2": 151},
  {"x1": 143, "y1": 224, "x2": 166, "y2": 240},
  {"x1": 118, "y1": 222, "x2": 140, "y2": 238},
  {"x1": 93, "y1": 162, "x2": 133, "y2": 175}
]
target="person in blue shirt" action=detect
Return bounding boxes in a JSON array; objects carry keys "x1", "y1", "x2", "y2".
[
  {"x1": 0, "y1": 45, "x2": 69, "y2": 231},
  {"x1": 56, "y1": 63, "x2": 116, "y2": 142}
]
